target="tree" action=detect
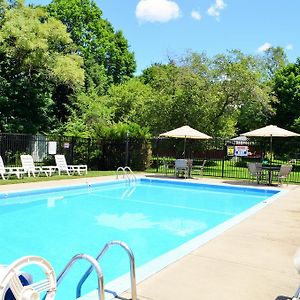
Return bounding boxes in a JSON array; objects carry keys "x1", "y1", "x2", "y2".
[
  {"x1": 103, "y1": 78, "x2": 155, "y2": 126},
  {"x1": 47, "y1": 0, "x2": 136, "y2": 92},
  {"x1": 262, "y1": 46, "x2": 288, "y2": 80},
  {"x1": 62, "y1": 90, "x2": 112, "y2": 138},
  {"x1": 139, "y1": 51, "x2": 276, "y2": 137},
  {"x1": 211, "y1": 50, "x2": 276, "y2": 134},
  {"x1": 0, "y1": 0, "x2": 84, "y2": 133},
  {"x1": 272, "y1": 59, "x2": 300, "y2": 129}
]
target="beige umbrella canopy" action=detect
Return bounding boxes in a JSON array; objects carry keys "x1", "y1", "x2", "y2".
[
  {"x1": 241, "y1": 125, "x2": 300, "y2": 138},
  {"x1": 159, "y1": 125, "x2": 212, "y2": 157},
  {"x1": 241, "y1": 125, "x2": 300, "y2": 160}
]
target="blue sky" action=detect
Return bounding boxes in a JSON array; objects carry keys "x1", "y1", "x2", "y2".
[{"x1": 28, "y1": 0, "x2": 300, "y2": 74}]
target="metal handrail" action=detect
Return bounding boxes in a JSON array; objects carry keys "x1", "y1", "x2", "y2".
[
  {"x1": 293, "y1": 285, "x2": 300, "y2": 299},
  {"x1": 124, "y1": 166, "x2": 136, "y2": 182},
  {"x1": 116, "y1": 167, "x2": 130, "y2": 181},
  {"x1": 76, "y1": 240, "x2": 137, "y2": 300},
  {"x1": 56, "y1": 253, "x2": 105, "y2": 300}
]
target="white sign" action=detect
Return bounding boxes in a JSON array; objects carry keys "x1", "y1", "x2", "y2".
[
  {"x1": 234, "y1": 145, "x2": 248, "y2": 157},
  {"x1": 48, "y1": 141, "x2": 57, "y2": 155}
]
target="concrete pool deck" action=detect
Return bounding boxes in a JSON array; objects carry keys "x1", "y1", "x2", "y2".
[{"x1": 1, "y1": 176, "x2": 300, "y2": 300}]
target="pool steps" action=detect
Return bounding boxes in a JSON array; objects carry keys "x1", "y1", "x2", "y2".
[
  {"x1": 76, "y1": 240, "x2": 137, "y2": 300},
  {"x1": 116, "y1": 166, "x2": 136, "y2": 183},
  {"x1": 57, "y1": 253, "x2": 104, "y2": 300}
]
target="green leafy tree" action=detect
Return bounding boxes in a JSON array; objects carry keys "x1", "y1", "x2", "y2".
[
  {"x1": 141, "y1": 61, "x2": 217, "y2": 135},
  {"x1": 272, "y1": 59, "x2": 300, "y2": 129},
  {"x1": 62, "y1": 90, "x2": 113, "y2": 138},
  {"x1": 101, "y1": 122, "x2": 152, "y2": 171},
  {"x1": 262, "y1": 46, "x2": 288, "y2": 80},
  {"x1": 211, "y1": 50, "x2": 276, "y2": 134},
  {"x1": 0, "y1": 0, "x2": 84, "y2": 133},
  {"x1": 47, "y1": 0, "x2": 136, "y2": 92},
  {"x1": 101, "y1": 122, "x2": 151, "y2": 139},
  {"x1": 140, "y1": 51, "x2": 275, "y2": 137},
  {"x1": 103, "y1": 78, "x2": 155, "y2": 126}
]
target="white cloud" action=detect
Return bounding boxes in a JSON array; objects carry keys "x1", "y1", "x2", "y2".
[
  {"x1": 257, "y1": 42, "x2": 272, "y2": 53},
  {"x1": 286, "y1": 43, "x2": 293, "y2": 50},
  {"x1": 207, "y1": 6, "x2": 219, "y2": 17},
  {"x1": 216, "y1": 0, "x2": 226, "y2": 9},
  {"x1": 191, "y1": 10, "x2": 202, "y2": 21},
  {"x1": 136, "y1": 0, "x2": 180, "y2": 23},
  {"x1": 207, "y1": 0, "x2": 226, "y2": 19}
]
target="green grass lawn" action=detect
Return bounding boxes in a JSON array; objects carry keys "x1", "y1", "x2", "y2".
[
  {"x1": 0, "y1": 170, "x2": 117, "y2": 185},
  {"x1": 2, "y1": 160, "x2": 300, "y2": 185}
]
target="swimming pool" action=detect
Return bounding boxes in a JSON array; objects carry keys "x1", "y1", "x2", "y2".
[{"x1": 0, "y1": 178, "x2": 280, "y2": 299}]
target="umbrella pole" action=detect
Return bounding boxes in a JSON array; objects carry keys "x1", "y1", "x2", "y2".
[
  {"x1": 270, "y1": 135, "x2": 273, "y2": 166},
  {"x1": 183, "y1": 137, "x2": 186, "y2": 158}
]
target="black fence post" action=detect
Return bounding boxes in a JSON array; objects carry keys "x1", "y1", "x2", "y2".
[
  {"x1": 156, "y1": 138, "x2": 160, "y2": 173},
  {"x1": 29, "y1": 134, "x2": 33, "y2": 155},
  {"x1": 125, "y1": 131, "x2": 129, "y2": 166},
  {"x1": 70, "y1": 136, "x2": 75, "y2": 164},
  {"x1": 87, "y1": 138, "x2": 91, "y2": 169},
  {"x1": 221, "y1": 139, "x2": 226, "y2": 178}
]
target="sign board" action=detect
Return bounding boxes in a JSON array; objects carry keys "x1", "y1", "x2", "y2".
[
  {"x1": 227, "y1": 146, "x2": 235, "y2": 157},
  {"x1": 234, "y1": 145, "x2": 249, "y2": 157},
  {"x1": 48, "y1": 141, "x2": 57, "y2": 155},
  {"x1": 64, "y1": 142, "x2": 70, "y2": 149}
]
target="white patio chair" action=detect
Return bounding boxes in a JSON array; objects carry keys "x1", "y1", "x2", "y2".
[
  {"x1": 274, "y1": 164, "x2": 293, "y2": 186},
  {"x1": 20, "y1": 155, "x2": 57, "y2": 177},
  {"x1": 247, "y1": 162, "x2": 265, "y2": 184},
  {"x1": 175, "y1": 159, "x2": 189, "y2": 178},
  {"x1": 0, "y1": 156, "x2": 26, "y2": 180},
  {"x1": 55, "y1": 154, "x2": 87, "y2": 176},
  {"x1": 162, "y1": 159, "x2": 174, "y2": 176},
  {"x1": 191, "y1": 159, "x2": 206, "y2": 177}
]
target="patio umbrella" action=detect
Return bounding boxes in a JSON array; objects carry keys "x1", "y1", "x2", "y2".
[
  {"x1": 241, "y1": 125, "x2": 300, "y2": 160},
  {"x1": 159, "y1": 125, "x2": 212, "y2": 157},
  {"x1": 229, "y1": 135, "x2": 249, "y2": 145},
  {"x1": 230, "y1": 135, "x2": 249, "y2": 142}
]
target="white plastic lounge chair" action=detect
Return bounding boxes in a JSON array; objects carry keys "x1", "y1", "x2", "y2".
[
  {"x1": 55, "y1": 154, "x2": 87, "y2": 176},
  {"x1": 0, "y1": 156, "x2": 26, "y2": 180},
  {"x1": 175, "y1": 159, "x2": 189, "y2": 178},
  {"x1": 20, "y1": 155, "x2": 57, "y2": 177}
]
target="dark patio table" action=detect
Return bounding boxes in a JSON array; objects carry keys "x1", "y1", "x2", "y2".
[{"x1": 262, "y1": 165, "x2": 280, "y2": 185}]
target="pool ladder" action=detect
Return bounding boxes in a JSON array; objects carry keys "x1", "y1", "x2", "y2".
[
  {"x1": 116, "y1": 166, "x2": 137, "y2": 183},
  {"x1": 56, "y1": 240, "x2": 137, "y2": 300}
]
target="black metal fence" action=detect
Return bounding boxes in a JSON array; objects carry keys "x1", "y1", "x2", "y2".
[
  {"x1": 0, "y1": 133, "x2": 151, "y2": 171},
  {"x1": 151, "y1": 137, "x2": 300, "y2": 183},
  {"x1": 1, "y1": 133, "x2": 300, "y2": 183}
]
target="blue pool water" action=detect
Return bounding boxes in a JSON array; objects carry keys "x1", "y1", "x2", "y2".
[{"x1": 0, "y1": 178, "x2": 279, "y2": 299}]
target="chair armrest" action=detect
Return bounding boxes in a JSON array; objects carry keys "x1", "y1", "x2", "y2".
[
  {"x1": 5, "y1": 167, "x2": 26, "y2": 174},
  {"x1": 41, "y1": 166, "x2": 58, "y2": 171}
]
